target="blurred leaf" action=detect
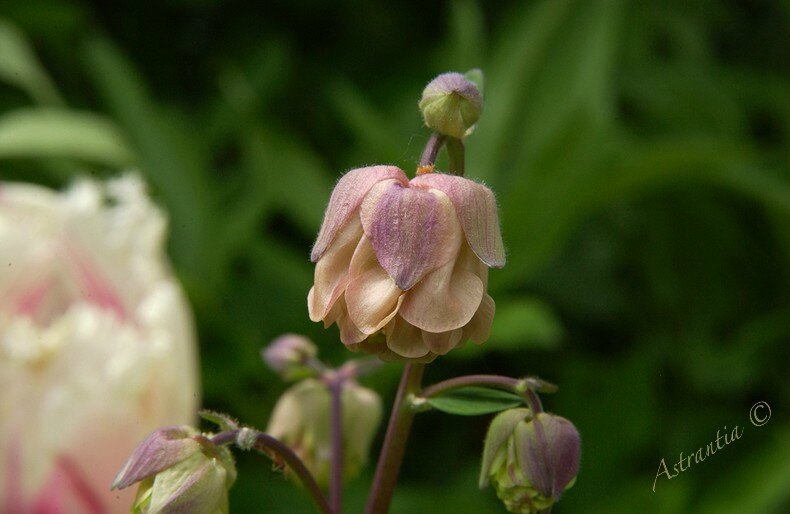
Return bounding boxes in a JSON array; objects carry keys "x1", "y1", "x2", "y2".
[
  {"x1": 489, "y1": 297, "x2": 564, "y2": 350},
  {"x1": 426, "y1": 387, "x2": 524, "y2": 416},
  {"x1": 81, "y1": 37, "x2": 216, "y2": 280},
  {"x1": 0, "y1": 107, "x2": 134, "y2": 166},
  {"x1": 328, "y1": 80, "x2": 403, "y2": 161},
  {"x1": 0, "y1": 17, "x2": 62, "y2": 104},
  {"x1": 440, "y1": 0, "x2": 486, "y2": 70},
  {"x1": 695, "y1": 428, "x2": 790, "y2": 514},
  {"x1": 239, "y1": 126, "x2": 332, "y2": 235}
]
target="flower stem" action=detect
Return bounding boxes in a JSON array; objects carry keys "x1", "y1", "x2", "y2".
[
  {"x1": 329, "y1": 378, "x2": 344, "y2": 514},
  {"x1": 525, "y1": 388, "x2": 544, "y2": 414},
  {"x1": 445, "y1": 137, "x2": 465, "y2": 175},
  {"x1": 419, "y1": 132, "x2": 446, "y2": 169},
  {"x1": 419, "y1": 374, "x2": 523, "y2": 399},
  {"x1": 364, "y1": 363, "x2": 426, "y2": 514},
  {"x1": 211, "y1": 430, "x2": 332, "y2": 514}
]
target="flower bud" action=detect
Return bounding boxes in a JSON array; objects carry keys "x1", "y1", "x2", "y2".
[
  {"x1": 267, "y1": 378, "x2": 382, "y2": 486},
  {"x1": 262, "y1": 333, "x2": 318, "y2": 380},
  {"x1": 480, "y1": 410, "x2": 580, "y2": 514},
  {"x1": 419, "y1": 72, "x2": 483, "y2": 138},
  {"x1": 113, "y1": 426, "x2": 237, "y2": 514}
]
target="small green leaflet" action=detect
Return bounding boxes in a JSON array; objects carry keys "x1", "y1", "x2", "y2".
[{"x1": 425, "y1": 387, "x2": 525, "y2": 416}]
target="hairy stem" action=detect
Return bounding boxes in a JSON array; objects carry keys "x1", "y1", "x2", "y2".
[
  {"x1": 364, "y1": 363, "x2": 426, "y2": 514},
  {"x1": 211, "y1": 430, "x2": 332, "y2": 514},
  {"x1": 419, "y1": 132, "x2": 446, "y2": 168}
]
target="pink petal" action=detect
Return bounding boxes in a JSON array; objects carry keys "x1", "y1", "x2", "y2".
[
  {"x1": 360, "y1": 181, "x2": 462, "y2": 290},
  {"x1": 308, "y1": 217, "x2": 363, "y2": 322},
  {"x1": 384, "y1": 316, "x2": 430, "y2": 359},
  {"x1": 343, "y1": 233, "x2": 403, "y2": 334},
  {"x1": 399, "y1": 244, "x2": 484, "y2": 333},
  {"x1": 421, "y1": 328, "x2": 463, "y2": 355},
  {"x1": 311, "y1": 166, "x2": 408, "y2": 262},
  {"x1": 411, "y1": 173, "x2": 505, "y2": 268},
  {"x1": 464, "y1": 293, "x2": 495, "y2": 344}
]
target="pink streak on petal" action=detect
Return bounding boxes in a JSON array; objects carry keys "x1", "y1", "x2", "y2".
[
  {"x1": 67, "y1": 247, "x2": 126, "y2": 320},
  {"x1": 13, "y1": 279, "x2": 53, "y2": 317},
  {"x1": 410, "y1": 173, "x2": 506, "y2": 268},
  {"x1": 4, "y1": 434, "x2": 28, "y2": 514},
  {"x1": 30, "y1": 470, "x2": 66, "y2": 514},
  {"x1": 311, "y1": 166, "x2": 409, "y2": 263},
  {"x1": 360, "y1": 181, "x2": 461, "y2": 290},
  {"x1": 56, "y1": 457, "x2": 107, "y2": 514},
  {"x1": 31, "y1": 457, "x2": 107, "y2": 514}
]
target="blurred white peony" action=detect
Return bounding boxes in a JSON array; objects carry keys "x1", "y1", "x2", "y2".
[{"x1": 0, "y1": 175, "x2": 199, "y2": 513}]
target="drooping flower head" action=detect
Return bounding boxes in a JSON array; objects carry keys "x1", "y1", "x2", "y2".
[{"x1": 308, "y1": 166, "x2": 504, "y2": 361}]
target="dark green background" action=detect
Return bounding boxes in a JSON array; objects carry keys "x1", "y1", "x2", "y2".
[{"x1": 1, "y1": 0, "x2": 788, "y2": 512}]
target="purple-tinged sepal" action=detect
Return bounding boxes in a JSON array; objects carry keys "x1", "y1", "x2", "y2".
[
  {"x1": 360, "y1": 180, "x2": 461, "y2": 290},
  {"x1": 112, "y1": 426, "x2": 202, "y2": 491},
  {"x1": 311, "y1": 166, "x2": 408, "y2": 262},
  {"x1": 410, "y1": 172, "x2": 505, "y2": 268}
]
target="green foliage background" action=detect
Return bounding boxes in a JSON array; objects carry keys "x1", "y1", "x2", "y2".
[{"x1": 1, "y1": 0, "x2": 788, "y2": 512}]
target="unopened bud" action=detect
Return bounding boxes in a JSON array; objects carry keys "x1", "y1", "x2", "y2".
[
  {"x1": 267, "y1": 378, "x2": 382, "y2": 486},
  {"x1": 262, "y1": 333, "x2": 318, "y2": 380},
  {"x1": 113, "y1": 426, "x2": 237, "y2": 514},
  {"x1": 419, "y1": 72, "x2": 483, "y2": 139},
  {"x1": 480, "y1": 410, "x2": 580, "y2": 514}
]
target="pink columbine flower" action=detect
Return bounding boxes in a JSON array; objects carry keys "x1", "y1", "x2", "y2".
[{"x1": 308, "y1": 166, "x2": 505, "y2": 361}]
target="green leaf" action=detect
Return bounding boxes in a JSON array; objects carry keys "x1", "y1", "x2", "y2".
[
  {"x1": 0, "y1": 18, "x2": 62, "y2": 104},
  {"x1": 0, "y1": 107, "x2": 135, "y2": 167},
  {"x1": 425, "y1": 387, "x2": 524, "y2": 416}
]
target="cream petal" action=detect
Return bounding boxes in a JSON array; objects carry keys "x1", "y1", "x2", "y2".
[
  {"x1": 384, "y1": 316, "x2": 430, "y2": 359},
  {"x1": 399, "y1": 244, "x2": 484, "y2": 333},
  {"x1": 464, "y1": 293, "x2": 495, "y2": 344},
  {"x1": 308, "y1": 217, "x2": 363, "y2": 321},
  {"x1": 330, "y1": 296, "x2": 367, "y2": 345},
  {"x1": 338, "y1": 313, "x2": 367, "y2": 346},
  {"x1": 345, "y1": 264, "x2": 403, "y2": 334},
  {"x1": 311, "y1": 166, "x2": 408, "y2": 262},
  {"x1": 421, "y1": 328, "x2": 463, "y2": 355},
  {"x1": 360, "y1": 181, "x2": 462, "y2": 290},
  {"x1": 410, "y1": 173, "x2": 505, "y2": 268}
]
